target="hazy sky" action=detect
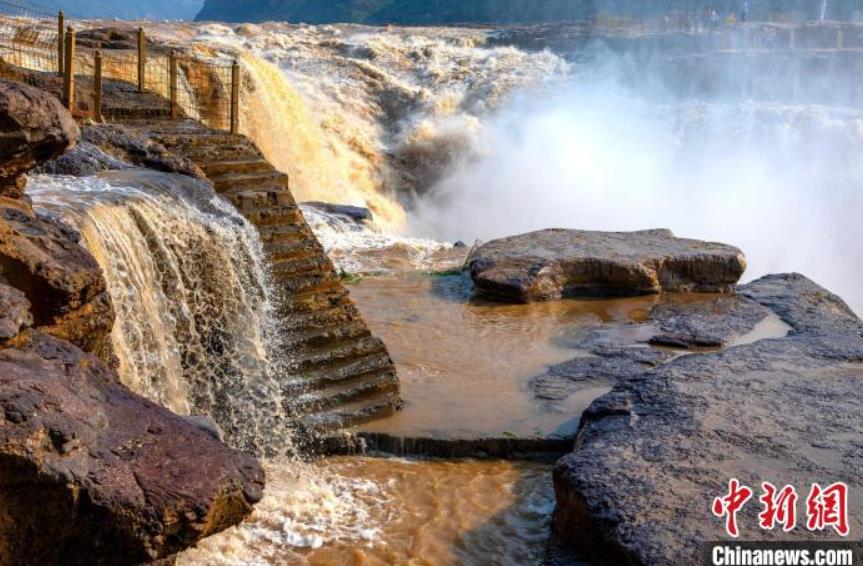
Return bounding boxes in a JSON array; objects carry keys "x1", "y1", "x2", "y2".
[{"x1": 37, "y1": 0, "x2": 203, "y2": 20}]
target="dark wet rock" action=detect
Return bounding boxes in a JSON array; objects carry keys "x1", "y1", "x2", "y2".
[
  {"x1": 453, "y1": 240, "x2": 467, "y2": 248},
  {"x1": 469, "y1": 229, "x2": 747, "y2": 302},
  {"x1": 739, "y1": 272, "x2": 863, "y2": 336},
  {"x1": 353, "y1": 432, "x2": 572, "y2": 462},
  {"x1": 0, "y1": 331, "x2": 264, "y2": 565},
  {"x1": 182, "y1": 414, "x2": 226, "y2": 443},
  {"x1": 532, "y1": 348, "x2": 674, "y2": 402},
  {"x1": 33, "y1": 141, "x2": 133, "y2": 177},
  {"x1": 552, "y1": 274, "x2": 863, "y2": 565},
  {"x1": 0, "y1": 80, "x2": 79, "y2": 198},
  {"x1": 302, "y1": 201, "x2": 374, "y2": 224},
  {"x1": 0, "y1": 283, "x2": 31, "y2": 342},
  {"x1": 647, "y1": 294, "x2": 770, "y2": 348},
  {"x1": 554, "y1": 321, "x2": 658, "y2": 354},
  {"x1": 79, "y1": 124, "x2": 205, "y2": 179},
  {"x1": 0, "y1": 201, "x2": 114, "y2": 354}
]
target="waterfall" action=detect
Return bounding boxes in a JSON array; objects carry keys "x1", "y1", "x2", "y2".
[
  {"x1": 30, "y1": 170, "x2": 292, "y2": 455},
  {"x1": 181, "y1": 22, "x2": 569, "y2": 232}
]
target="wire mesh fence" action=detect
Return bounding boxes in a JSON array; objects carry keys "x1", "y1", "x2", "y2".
[{"x1": 0, "y1": 1, "x2": 240, "y2": 131}]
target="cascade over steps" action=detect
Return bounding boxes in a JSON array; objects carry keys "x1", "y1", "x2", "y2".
[{"x1": 141, "y1": 120, "x2": 401, "y2": 433}]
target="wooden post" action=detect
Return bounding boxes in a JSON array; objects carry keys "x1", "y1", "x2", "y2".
[
  {"x1": 62, "y1": 26, "x2": 74, "y2": 111},
  {"x1": 57, "y1": 11, "x2": 65, "y2": 75},
  {"x1": 169, "y1": 50, "x2": 178, "y2": 120},
  {"x1": 790, "y1": 27, "x2": 796, "y2": 50},
  {"x1": 837, "y1": 27, "x2": 844, "y2": 50},
  {"x1": 137, "y1": 27, "x2": 146, "y2": 93},
  {"x1": 230, "y1": 59, "x2": 239, "y2": 134},
  {"x1": 94, "y1": 50, "x2": 103, "y2": 122}
]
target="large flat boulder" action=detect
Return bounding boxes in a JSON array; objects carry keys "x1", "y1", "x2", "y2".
[
  {"x1": 552, "y1": 274, "x2": 863, "y2": 565},
  {"x1": 0, "y1": 201, "x2": 114, "y2": 355},
  {"x1": 468, "y1": 229, "x2": 746, "y2": 302},
  {"x1": 0, "y1": 331, "x2": 265, "y2": 565},
  {"x1": 0, "y1": 80, "x2": 79, "y2": 199}
]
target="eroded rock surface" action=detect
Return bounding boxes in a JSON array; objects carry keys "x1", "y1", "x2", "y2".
[
  {"x1": 552, "y1": 274, "x2": 863, "y2": 565},
  {"x1": 469, "y1": 229, "x2": 746, "y2": 302},
  {"x1": 0, "y1": 80, "x2": 79, "y2": 199},
  {"x1": 0, "y1": 282, "x2": 31, "y2": 342},
  {"x1": 0, "y1": 332, "x2": 264, "y2": 566},
  {"x1": 647, "y1": 294, "x2": 770, "y2": 348},
  {"x1": 0, "y1": 200, "x2": 114, "y2": 354},
  {"x1": 44, "y1": 124, "x2": 206, "y2": 179}
]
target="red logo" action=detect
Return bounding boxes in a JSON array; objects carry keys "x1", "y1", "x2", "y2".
[
  {"x1": 758, "y1": 482, "x2": 798, "y2": 532},
  {"x1": 713, "y1": 480, "x2": 850, "y2": 537},
  {"x1": 713, "y1": 478, "x2": 754, "y2": 537},
  {"x1": 806, "y1": 482, "x2": 849, "y2": 537}
]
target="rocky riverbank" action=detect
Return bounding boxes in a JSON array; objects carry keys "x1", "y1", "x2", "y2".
[
  {"x1": 550, "y1": 273, "x2": 863, "y2": 563},
  {"x1": 464, "y1": 229, "x2": 863, "y2": 564},
  {"x1": 0, "y1": 79, "x2": 263, "y2": 564}
]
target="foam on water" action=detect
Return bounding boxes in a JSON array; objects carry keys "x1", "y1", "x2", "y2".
[{"x1": 299, "y1": 204, "x2": 459, "y2": 274}]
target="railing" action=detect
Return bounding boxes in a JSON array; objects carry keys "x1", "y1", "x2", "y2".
[{"x1": 0, "y1": 0, "x2": 241, "y2": 133}]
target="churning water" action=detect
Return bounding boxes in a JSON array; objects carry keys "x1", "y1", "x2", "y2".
[{"x1": 134, "y1": 20, "x2": 863, "y2": 312}]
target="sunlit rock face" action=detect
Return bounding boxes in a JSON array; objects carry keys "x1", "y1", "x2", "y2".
[{"x1": 468, "y1": 228, "x2": 747, "y2": 303}]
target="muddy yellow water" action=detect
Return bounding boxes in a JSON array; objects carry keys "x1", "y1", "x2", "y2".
[
  {"x1": 178, "y1": 457, "x2": 554, "y2": 566},
  {"x1": 350, "y1": 272, "x2": 657, "y2": 438}
]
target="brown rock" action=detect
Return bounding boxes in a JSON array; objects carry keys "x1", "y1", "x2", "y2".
[
  {"x1": 0, "y1": 201, "x2": 113, "y2": 353},
  {"x1": 0, "y1": 282, "x2": 31, "y2": 342},
  {"x1": 0, "y1": 80, "x2": 79, "y2": 199},
  {"x1": 469, "y1": 228, "x2": 747, "y2": 302},
  {"x1": 0, "y1": 332, "x2": 265, "y2": 565}
]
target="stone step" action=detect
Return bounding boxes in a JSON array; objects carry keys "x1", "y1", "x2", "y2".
[
  {"x1": 224, "y1": 189, "x2": 294, "y2": 214},
  {"x1": 265, "y1": 246, "x2": 323, "y2": 266},
  {"x1": 286, "y1": 369, "x2": 399, "y2": 419},
  {"x1": 282, "y1": 302, "x2": 359, "y2": 332},
  {"x1": 182, "y1": 144, "x2": 263, "y2": 163},
  {"x1": 280, "y1": 273, "x2": 342, "y2": 296},
  {"x1": 283, "y1": 320, "x2": 371, "y2": 352},
  {"x1": 262, "y1": 238, "x2": 316, "y2": 261},
  {"x1": 278, "y1": 285, "x2": 351, "y2": 316},
  {"x1": 284, "y1": 356, "x2": 395, "y2": 396},
  {"x1": 103, "y1": 107, "x2": 172, "y2": 120},
  {"x1": 257, "y1": 223, "x2": 310, "y2": 244},
  {"x1": 241, "y1": 204, "x2": 303, "y2": 227},
  {"x1": 298, "y1": 393, "x2": 402, "y2": 433},
  {"x1": 212, "y1": 171, "x2": 288, "y2": 193},
  {"x1": 201, "y1": 159, "x2": 274, "y2": 178},
  {"x1": 288, "y1": 334, "x2": 388, "y2": 375},
  {"x1": 270, "y1": 256, "x2": 331, "y2": 279}
]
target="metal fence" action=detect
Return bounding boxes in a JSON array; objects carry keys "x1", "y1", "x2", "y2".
[{"x1": 0, "y1": 0, "x2": 241, "y2": 132}]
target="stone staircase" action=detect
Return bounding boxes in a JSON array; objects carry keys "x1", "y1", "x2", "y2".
[{"x1": 138, "y1": 120, "x2": 401, "y2": 439}]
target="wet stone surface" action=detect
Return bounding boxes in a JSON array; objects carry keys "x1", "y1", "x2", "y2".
[{"x1": 552, "y1": 274, "x2": 863, "y2": 565}]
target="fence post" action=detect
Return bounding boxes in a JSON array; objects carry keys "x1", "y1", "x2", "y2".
[
  {"x1": 62, "y1": 26, "x2": 74, "y2": 111},
  {"x1": 837, "y1": 27, "x2": 844, "y2": 50},
  {"x1": 94, "y1": 50, "x2": 103, "y2": 122},
  {"x1": 169, "y1": 50, "x2": 178, "y2": 119},
  {"x1": 230, "y1": 59, "x2": 239, "y2": 134},
  {"x1": 57, "y1": 11, "x2": 64, "y2": 76},
  {"x1": 137, "y1": 27, "x2": 146, "y2": 93}
]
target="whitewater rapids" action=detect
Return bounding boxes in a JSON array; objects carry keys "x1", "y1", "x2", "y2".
[{"x1": 133, "y1": 21, "x2": 863, "y2": 312}]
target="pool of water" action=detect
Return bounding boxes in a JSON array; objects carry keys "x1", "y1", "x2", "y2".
[{"x1": 350, "y1": 272, "x2": 657, "y2": 439}]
